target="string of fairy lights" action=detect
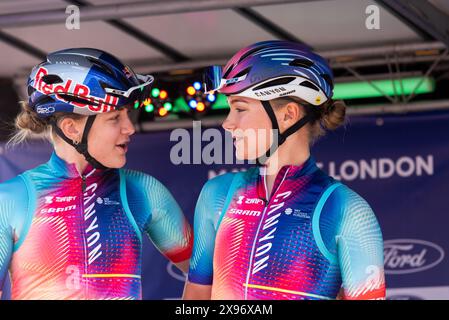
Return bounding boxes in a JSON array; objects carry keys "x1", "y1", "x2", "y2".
[
  {"x1": 134, "y1": 70, "x2": 437, "y2": 122},
  {"x1": 136, "y1": 76, "x2": 228, "y2": 122}
]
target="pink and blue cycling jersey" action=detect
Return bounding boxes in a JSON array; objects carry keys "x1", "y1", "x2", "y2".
[
  {"x1": 188, "y1": 156, "x2": 386, "y2": 300},
  {"x1": 0, "y1": 152, "x2": 192, "y2": 300}
]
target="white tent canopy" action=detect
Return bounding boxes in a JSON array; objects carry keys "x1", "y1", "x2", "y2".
[
  {"x1": 0, "y1": 0, "x2": 439, "y2": 77},
  {"x1": 1, "y1": 0, "x2": 449, "y2": 116}
]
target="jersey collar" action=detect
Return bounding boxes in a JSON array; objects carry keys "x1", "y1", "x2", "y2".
[
  {"x1": 258, "y1": 156, "x2": 319, "y2": 180},
  {"x1": 256, "y1": 156, "x2": 319, "y2": 200},
  {"x1": 47, "y1": 151, "x2": 107, "y2": 179}
]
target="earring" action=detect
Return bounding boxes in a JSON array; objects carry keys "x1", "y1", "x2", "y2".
[{"x1": 73, "y1": 137, "x2": 81, "y2": 145}]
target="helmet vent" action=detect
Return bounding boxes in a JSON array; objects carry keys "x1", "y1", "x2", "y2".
[
  {"x1": 237, "y1": 45, "x2": 270, "y2": 65},
  {"x1": 41, "y1": 74, "x2": 63, "y2": 85},
  {"x1": 99, "y1": 81, "x2": 120, "y2": 96},
  {"x1": 289, "y1": 59, "x2": 314, "y2": 68},
  {"x1": 86, "y1": 56, "x2": 115, "y2": 78},
  {"x1": 321, "y1": 73, "x2": 334, "y2": 89},
  {"x1": 252, "y1": 77, "x2": 295, "y2": 91},
  {"x1": 223, "y1": 46, "x2": 269, "y2": 78},
  {"x1": 299, "y1": 80, "x2": 319, "y2": 92},
  {"x1": 222, "y1": 64, "x2": 234, "y2": 79},
  {"x1": 234, "y1": 66, "x2": 252, "y2": 78},
  {"x1": 27, "y1": 86, "x2": 36, "y2": 96},
  {"x1": 57, "y1": 93, "x2": 100, "y2": 106}
]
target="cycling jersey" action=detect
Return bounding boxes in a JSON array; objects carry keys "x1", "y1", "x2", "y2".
[
  {"x1": 188, "y1": 156, "x2": 385, "y2": 300},
  {"x1": 0, "y1": 152, "x2": 192, "y2": 300}
]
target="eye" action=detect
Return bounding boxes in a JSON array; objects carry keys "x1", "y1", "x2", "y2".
[
  {"x1": 236, "y1": 107, "x2": 246, "y2": 113},
  {"x1": 110, "y1": 114, "x2": 120, "y2": 121}
]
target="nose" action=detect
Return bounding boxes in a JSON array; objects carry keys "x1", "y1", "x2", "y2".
[
  {"x1": 122, "y1": 111, "x2": 136, "y2": 136},
  {"x1": 222, "y1": 112, "x2": 236, "y2": 133}
]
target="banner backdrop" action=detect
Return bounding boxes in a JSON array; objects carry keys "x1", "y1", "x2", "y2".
[{"x1": 1, "y1": 110, "x2": 448, "y2": 300}]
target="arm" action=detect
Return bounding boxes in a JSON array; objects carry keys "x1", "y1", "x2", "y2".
[
  {"x1": 124, "y1": 170, "x2": 193, "y2": 273},
  {"x1": 0, "y1": 225, "x2": 13, "y2": 298},
  {"x1": 183, "y1": 173, "x2": 235, "y2": 300},
  {"x1": 335, "y1": 186, "x2": 386, "y2": 300},
  {"x1": 183, "y1": 281, "x2": 212, "y2": 300},
  {"x1": 0, "y1": 177, "x2": 24, "y2": 298}
]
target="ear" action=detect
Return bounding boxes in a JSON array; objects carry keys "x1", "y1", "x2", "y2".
[
  {"x1": 283, "y1": 101, "x2": 303, "y2": 123},
  {"x1": 58, "y1": 117, "x2": 84, "y2": 143}
]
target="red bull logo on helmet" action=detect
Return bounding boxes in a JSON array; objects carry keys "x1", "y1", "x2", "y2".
[{"x1": 34, "y1": 67, "x2": 118, "y2": 113}]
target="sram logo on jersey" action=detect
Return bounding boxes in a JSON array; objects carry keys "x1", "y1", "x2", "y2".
[
  {"x1": 34, "y1": 67, "x2": 118, "y2": 113},
  {"x1": 40, "y1": 204, "x2": 77, "y2": 214},
  {"x1": 229, "y1": 208, "x2": 262, "y2": 217}
]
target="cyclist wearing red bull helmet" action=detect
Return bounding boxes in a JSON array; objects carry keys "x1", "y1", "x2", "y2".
[
  {"x1": 184, "y1": 40, "x2": 386, "y2": 300},
  {"x1": 0, "y1": 48, "x2": 192, "y2": 300}
]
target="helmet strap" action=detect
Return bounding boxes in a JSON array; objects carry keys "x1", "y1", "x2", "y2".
[
  {"x1": 50, "y1": 115, "x2": 108, "y2": 170},
  {"x1": 257, "y1": 100, "x2": 319, "y2": 166}
]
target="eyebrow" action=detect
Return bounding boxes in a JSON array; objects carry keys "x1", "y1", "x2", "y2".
[
  {"x1": 228, "y1": 98, "x2": 249, "y2": 105},
  {"x1": 107, "y1": 110, "x2": 121, "y2": 117}
]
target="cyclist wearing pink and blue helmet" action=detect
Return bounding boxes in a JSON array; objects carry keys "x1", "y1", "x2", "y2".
[
  {"x1": 184, "y1": 40, "x2": 386, "y2": 300},
  {"x1": 0, "y1": 48, "x2": 192, "y2": 300}
]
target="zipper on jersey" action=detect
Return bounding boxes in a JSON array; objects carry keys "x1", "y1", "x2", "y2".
[
  {"x1": 81, "y1": 175, "x2": 87, "y2": 193},
  {"x1": 79, "y1": 168, "x2": 96, "y2": 299},
  {"x1": 243, "y1": 167, "x2": 290, "y2": 299},
  {"x1": 79, "y1": 173, "x2": 88, "y2": 298}
]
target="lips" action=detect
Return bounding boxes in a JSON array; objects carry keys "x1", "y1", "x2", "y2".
[
  {"x1": 233, "y1": 136, "x2": 244, "y2": 143},
  {"x1": 116, "y1": 141, "x2": 129, "y2": 153}
]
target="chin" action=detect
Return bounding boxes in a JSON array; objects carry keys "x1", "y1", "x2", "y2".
[
  {"x1": 236, "y1": 154, "x2": 246, "y2": 161},
  {"x1": 115, "y1": 158, "x2": 127, "y2": 169},
  {"x1": 102, "y1": 157, "x2": 127, "y2": 169},
  {"x1": 236, "y1": 151, "x2": 261, "y2": 162},
  {"x1": 235, "y1": 148, "x2": 247, "y2": 161}
]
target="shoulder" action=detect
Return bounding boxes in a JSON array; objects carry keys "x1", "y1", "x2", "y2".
[
  {"x1": 318, "y1": 182, "x2": 378, "y2": 231},
  {"x1": 193, "y1": 172, "x2": 242, "y2": 223},
  {"x1": 0, "y1": 175, "x2": 30, "y2": 230},
  {"x1": 121, "y1": 168, "x2": 159, "y2": 188},
  {"x1": 200, "y1": 172, "x2": 238, "y2": 198},
  {"x1": 0, "y1": 175, "x2": 28, "y2": 201},
  {"x1": 328, "y1": 183, "x2": 373, "y2": 212},
  {"x1": 120, "y1": 168, "x2": 179, "y2": 215},
  {"x1": 204, "y1": 167, "x2": 257, "y2": 194},
  {"x1": 326, "y1": 184, "x2": 381, "y2": 236},
  {"x1": 121, "y1": 168, "x2": 171, "y2": 199}
]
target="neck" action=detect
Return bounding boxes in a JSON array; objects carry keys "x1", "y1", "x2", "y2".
[
  {"x1": 263, "y1": 132, "x2": 310, "y2": 197},
  {"x1": 54, "y1": 140, "x2": 89, "y2": 176}
]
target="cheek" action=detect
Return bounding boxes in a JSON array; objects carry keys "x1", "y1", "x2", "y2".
[
  {"x1": 234, "y1": 112, "x2": 273, "y2": 160},
  {"x1": 89, "y1": 124, "x2": 119, "y2": 152},
  {"x1": 239, "y1": 112, "x2": 270, "y2": 131},
  {"x1": 242, "y1": 113, "x2": 272, "y2": 142}
]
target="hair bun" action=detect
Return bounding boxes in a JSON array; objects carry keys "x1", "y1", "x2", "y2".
[{"x1": 321, "y1": 100, "x2": 346, "y2": 131}]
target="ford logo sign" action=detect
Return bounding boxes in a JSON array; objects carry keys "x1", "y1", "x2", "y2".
[{"x1": 384, "y1": 239, "x2": 445, "y2": 275}]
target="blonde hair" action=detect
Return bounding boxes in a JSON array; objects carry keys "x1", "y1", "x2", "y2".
[
  {"x1": 271, "y1": 96, "x2": 347, "y2": 145},
  {"x1": 7, "y1": 101, "x2": 85, "y2": 148}
]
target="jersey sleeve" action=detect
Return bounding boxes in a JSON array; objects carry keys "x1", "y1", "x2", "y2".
[
  {"x1": 0, "y1": 200, "x2": 13, "y2": 292},
  {"x1": 124, "y1": 170, "x2": 193, "y2": 263},
  {"x1": 0, "y1": 176, "x2": 29, "y2": 291},
  {"x1": 187, "y1": 173, "x2": 235, "y2": 285},
  {"x1": 333, "y1": 185, "x2": 386, "y2": 300}
]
